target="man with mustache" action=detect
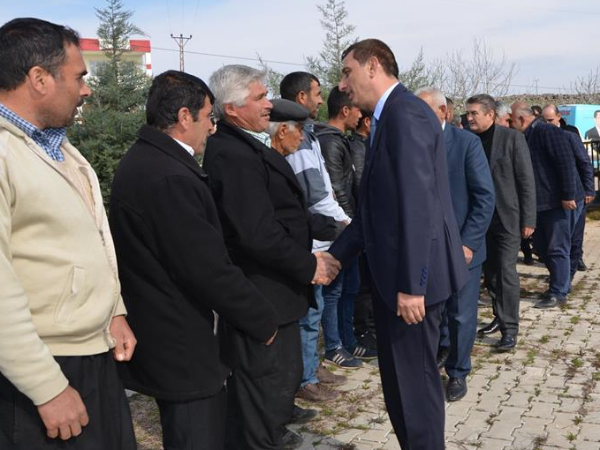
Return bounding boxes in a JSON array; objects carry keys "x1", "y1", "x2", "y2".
[
  {"x1": 204, "y1": 65, "x2": 341, "y2": 449},
  {"x1": 0, "y1": 18, "x2": 136, "y2": 449}
]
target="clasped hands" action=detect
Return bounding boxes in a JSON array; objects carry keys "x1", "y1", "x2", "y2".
[{"x1": 312, "y1": 251, "x2": 341, "y2": 285}]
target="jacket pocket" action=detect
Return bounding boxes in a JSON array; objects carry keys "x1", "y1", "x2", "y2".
[{"x1": 54, "y1": 266, "x2": 86, "y2": 324}]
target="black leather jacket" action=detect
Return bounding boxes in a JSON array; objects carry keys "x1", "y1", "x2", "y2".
[
  {"x1": 348, "y1": 131, "x2": 367, "y2": 197},
  {"x1": 314, "y1": 123, "x2": 356, "y2": 217}
]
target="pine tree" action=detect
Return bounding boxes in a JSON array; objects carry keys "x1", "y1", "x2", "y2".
[
  {"x1": 68, "y1": 0, "x2": 151, "y2": 205},
  {"x1": 306, "y1": 0, "x2": 357, "y2": 91}
]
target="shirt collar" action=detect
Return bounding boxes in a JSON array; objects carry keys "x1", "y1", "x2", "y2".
[
  {"x1": 0, "y1": 102, "x2": 66, "y2": 162},
  {"x1": 373, "y1": 82, "x2": 399, "y2": 121},
  {"x1": 173, "y1": 138, "x2": 195, "y2": 157},
  {"x1": 242, "y1": 128, "x2": 272, "y2": 148}
]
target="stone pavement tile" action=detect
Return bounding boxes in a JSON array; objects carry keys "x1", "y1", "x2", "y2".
[
  {"x1": 531, "y1": 391, "x2": 562, "y2": 405},
  {"x1": 557, "y1": 396, "x2": 584, "y2": 413},
  {"x1": 566, "y1": 441, "x2": 600, "y2": 450},
  {"x1": 381, "y1": 438, "x2": 401, "y2": 449},
  {"x1": 452, "y1": 411, "x2": 491, "y2": 442},
  {"x1": 467, "y1": 437, "x2": 512, "y2": 449},
  {"x1": 511, "y1": 416, "x2": 549, "y2": 449},
  {"x1": 475, "y1": 391, "x2": 510, "y2": 413},
  {"x1": 585, "y1": 410, "x2": 600, "y2": 424},
  {"x1": 525, "y1": 402, "x2": 556, "y2": 419},
  {"x1": 504, "y1": 391, "x2": 533, "y2": 408},
  {"x1": 545, "y1": 412, "x2": 581, "y2": 448},
  {"x1": 544, "y1": 375, "x2": 569, "y2": 389},
  {"x1": 578, "y1": 422, "x2": 600, "y2": 442},
  {"x1": 518, "y1": 367, "x2": 547, "y2": 386},
  {"x1": 355, "y1": 428, "x2": 391, "y2": 443},
  {"x1": 481, "y1": 406, "x2": 524, "y2": 441},
  {"x1": 330, "y1": 429, "x2": 363, "y2": 444}
]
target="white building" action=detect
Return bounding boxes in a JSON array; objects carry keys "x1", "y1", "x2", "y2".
[{"x1": 80, "y1": 38, "x2": 152, "y2": 78}]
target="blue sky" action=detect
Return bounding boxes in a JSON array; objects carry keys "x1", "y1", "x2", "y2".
[{"x1": 2, "y1": 0, "x2": 599, "y2": 95}]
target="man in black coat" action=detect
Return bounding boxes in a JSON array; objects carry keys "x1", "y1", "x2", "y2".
[
  {"x1": 109, "y1": 71, "x2": 279, "y2": 450},
  {"x1": 203, "y1": 64, "x2": 340, "y2": 450}
]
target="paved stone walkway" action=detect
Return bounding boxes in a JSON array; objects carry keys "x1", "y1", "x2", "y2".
[{"x1": 289, "y1": 220, "x2": 600, "y2": 450}]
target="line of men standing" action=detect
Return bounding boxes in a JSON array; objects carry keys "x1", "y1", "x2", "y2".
[{"x1": 1, "y1": 15, "x2": 596, "y2": 450}]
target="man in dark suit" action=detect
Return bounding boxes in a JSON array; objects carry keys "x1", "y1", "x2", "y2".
[
  {"x1": 543, "y1": 104, "x2": 595, "y2": 276},
  {"x1": 466, "y1": 94, "x2": 536, "y2": 351},
  {"x1": 416, "y1": 87, "x2": 495, "y2": 402},
  {"x1": 512, "y1": 102, "x2": 584, "y2": 308},
  {"x1": 203, "y1": 64, "x2": 340, "y2": 450},
  {"x1": 109, "y1": 71, "x2": 280, "y2": 450},
  {"x1": 332, "y1": 39, "x2": 468, "y2": 450},
  {"x1": 584, "y1": 110, "x2": 600, "y2": 141}
]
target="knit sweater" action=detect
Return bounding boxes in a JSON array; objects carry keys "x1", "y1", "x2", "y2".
[{"x1": 0, "y1": 117, "x2": 126, "y2": 405}]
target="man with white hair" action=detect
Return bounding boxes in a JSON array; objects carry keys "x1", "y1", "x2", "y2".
[
  {"x1": 203, "y1": 65, "x2": 340, "y2": 450},
  {"x1": 495, "y1": 101, "x2": 512, "y2": 128},
  {"x1": 416, "y1": 87, "x2": 494, "y2": 401}
]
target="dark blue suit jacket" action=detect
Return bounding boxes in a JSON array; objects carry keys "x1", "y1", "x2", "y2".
[
  {"x1": 329, "y1": 83, "x2": 468, "y2": 311},
  {"x1": 524, "y1": 118, "x2": 584, "y2": 211},
  {"x1": 564, "y1": 130, "x2": 594, "y2": 197},
  {"x1": 444, "y1": 125, "x2": 495, "y2": 269}
]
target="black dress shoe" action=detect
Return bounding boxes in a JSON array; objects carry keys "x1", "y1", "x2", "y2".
[
  {"x1": 578, "y1": 259, "x2": 587, "y2": 271},
  {"x1": 282, "y1": 428, "x2": 303, "y2": 449},
  {"x1": 523, "y1": 255, "x2": 534, "y2": 265},
  {"x1": 437, "y1": 347, "x2": 449, "y2": 369},
  {"x1": 289, "y1": 404, "x2": 318, "y2": 424},
  {"x1": 496, "y1": 334, "x2": 516, "y2": 352},
  {"x1": 534, "y1": 295, "x2": 566, "y2": 309},
  {"x1": 477, "y1": 318, "x2": 500, "y2": 337},
  {"x1": 446, "y1": 377, "x2": 467, "y2": 402}
]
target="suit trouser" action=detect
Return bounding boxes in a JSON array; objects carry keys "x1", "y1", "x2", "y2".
[
  {"x1": 570, "y1": 207, "x2": 587, "y2": 279},
  {"x1": 156, "y1": 388, "x2": 226, "y2": 450},
  {"x1": 0, "y1": 352, "x2": 136, "y2": 450},
  {"x1": 224, "y1": 322, "x2": 302, "y2": 450},
  {"x1": 354, "y1": 254, "x2": 376, "y2": 338},
  {"x1": 483, "y1": 219, "x2": 521, "y2": 336},
  {"x1": 439, "y1": 264, "x2": 483, "y2": 379},
  {"x1": 372, "y1": 293, "x2": 445, "y2": 450},
  {"x1": 534, "y1": 203, "x2": 583, "y2": 297}
]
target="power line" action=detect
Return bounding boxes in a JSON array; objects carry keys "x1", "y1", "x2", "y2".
[{"x1": 151, "y1": 46, "x2": 306, "y2": 67}]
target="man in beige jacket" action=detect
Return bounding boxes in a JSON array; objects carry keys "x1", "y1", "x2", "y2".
[{"x1": 0, "y1": 18, "x2": 137, "y2": 449}]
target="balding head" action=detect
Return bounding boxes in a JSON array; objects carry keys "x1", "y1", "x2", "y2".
[
  {"x1": 510, "y1": 101, "x2": 535, "y2": 132},
  {"x1": 414, "y1": 86, "x2": 447, "y2": 125},
  {"x1": 542, "y1": 104, "x2": 561, "y2": 127}
]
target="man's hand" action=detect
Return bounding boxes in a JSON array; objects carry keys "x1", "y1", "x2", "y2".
[
  {"x1": 561, "y1": 199, "x2": 577, "y2": 210},
  {"x1": 396, "y1": 292, "x2": 425, "y2": 325},
  {"x1": 37, "y1": 386, "x2": 89, "y2": 440},
  {"x1": 462, "y1": 246, "x2": 473, "y2": 265},
  {"x1": 265, "y1": 329, "x2": 278, "y2": 346},
  {"x1": 585, "y1": 195, "x2": 594, "y2": 205},
  {"x1": 109, "y1": 315, "x2": 137, "y2": 362},
  {"x1": 521, "y1": 227, "x2": 535, "y2": 239},
  {"x1": 312, "y1": 252, "x2": 341, "y2": 285}
]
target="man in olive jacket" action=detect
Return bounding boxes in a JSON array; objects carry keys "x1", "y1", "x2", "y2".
[{"x1": 109, "y1": 71, "x2": 279, "y2": 450}]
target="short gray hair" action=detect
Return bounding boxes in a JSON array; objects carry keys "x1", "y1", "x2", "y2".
[
  {"x1": 495, "y1": 101, "x2": 511, "y2": 118},
  {"x1": 209, "y1": 64, "x2": 267, "y2": 120},
  {"x1": 414, "y1": 86, "x2": 447, "y2": 107},
  {"x1": 266, "y1": 121, "x2": 298, "y2": 137}
]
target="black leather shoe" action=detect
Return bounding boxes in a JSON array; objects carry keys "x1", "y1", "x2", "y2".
[
  {"x1": 282, "y1": 428, "x2": 303, "y2": 449},
  {"x1": 523, "y1": 255, "x2": 534, "y2": 265},
  {"x1": 534, "y1": 295, "x2": 566, "y2": 309},
  {"x1": 477, "y1": 318, "x2": 500, "y2": 337},
  {"x1": 437, "y1": 347, "x2": 449, "y2": 369},
  {"x1": 447, "y1": 377, "x2": 467, "y2": 402},
  {"x1": 289, "y1": 404, "x2": 317, "y2": 424},
  {"x1": 578, "y1": 259, "x2": 587, "y2": 271},
  {"x1": 496, "y1": 334, "x2": 516, "y2": 352}
]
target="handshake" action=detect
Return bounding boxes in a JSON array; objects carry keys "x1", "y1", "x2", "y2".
[{"x1": 311, "y1": 251, "x2": 342, "y2": 285}]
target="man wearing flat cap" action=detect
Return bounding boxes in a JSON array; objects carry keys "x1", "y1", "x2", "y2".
[{"x1": 267, "y1": 98, "x2": 309, "y2": 157}]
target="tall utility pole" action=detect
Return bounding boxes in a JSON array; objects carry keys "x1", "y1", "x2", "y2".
[{"x1": 171, "y1": 33, "x2": 192, "y2": 71}]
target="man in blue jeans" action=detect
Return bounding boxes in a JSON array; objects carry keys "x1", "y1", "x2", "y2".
[{"x1": 511, "y1": 102, "x2": 584, "y2": 308}]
